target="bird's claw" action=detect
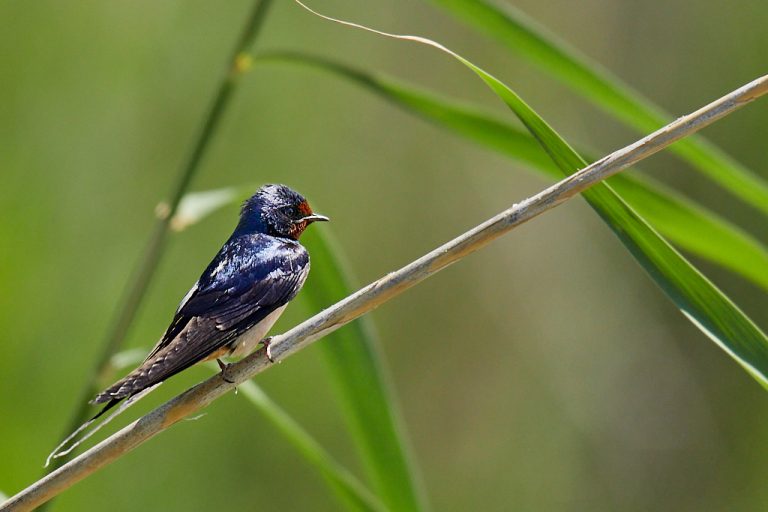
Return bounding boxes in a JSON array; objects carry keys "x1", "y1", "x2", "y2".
[
  {"x1": 262, "y1": 337, "x2": 275, "y2": 363},
  {"x1": 217, "y1": 358, "x2": 236, "y2": 384}
]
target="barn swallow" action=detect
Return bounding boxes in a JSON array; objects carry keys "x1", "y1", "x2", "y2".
[{"x1": 48, "y1": 184, "x2": 327, "y2": 463}]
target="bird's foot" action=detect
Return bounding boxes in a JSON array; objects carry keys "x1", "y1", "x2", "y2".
[
  {"x1": 217, "y1": 358, "x2": 236, "y2": 384},
  {"x1": 262, "y1": 337, "x2": 275, "y2": 363}
]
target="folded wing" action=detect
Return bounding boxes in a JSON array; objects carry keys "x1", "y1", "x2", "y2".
[{"x1": 92, "y1": 234, "x2": 309, "y2": 403}]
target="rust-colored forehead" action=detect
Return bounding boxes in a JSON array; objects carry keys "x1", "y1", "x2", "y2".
[{"x1": 298, "y1": 200, "x2": 313, "y2": 216}]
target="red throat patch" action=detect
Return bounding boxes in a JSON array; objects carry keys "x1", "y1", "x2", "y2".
[
  {"x1": 288, "y1": 201, "x2": 314, "y2": 239},
  {"x1": 298, "y1": 200, "x2": 313, "y2": 217}
]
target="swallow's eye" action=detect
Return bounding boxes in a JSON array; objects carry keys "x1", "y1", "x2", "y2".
[{"x1": 285, "y1": 206, "x2": 299, "y2": 217}]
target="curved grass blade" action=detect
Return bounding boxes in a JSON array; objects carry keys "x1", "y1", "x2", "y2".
[
  {"x1": 254, "y1": 53, "x2": 768, "y2": 292},
  {"x1": 175, "y1": 187, "x2": 426, "y2": 512},
  {"x1": 432, "y1": 43, "x2": 768, "y2": 387},
  {"x1": 292, "y1": 3, "x2": 768, "y2": 387},
  {"x1": 427, "y1": 0, "x2": 768, "y2": 216},
  {"x1": 171, "y1": 188, "x2": 253, "y2": 232},
  {"x1": 606, "y1": 177, "x2": 768, "y2": 290},
  {"x1": 237, "y1": 381, "x2": 387, "y2": 512},
  {"x1": 300, "y1": 228, "x2": 426, "y2": 512}
]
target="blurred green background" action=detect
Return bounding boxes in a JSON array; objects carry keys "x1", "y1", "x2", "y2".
[{"x1": 2, "y1": 0, "x2": 768, "y2": 510}]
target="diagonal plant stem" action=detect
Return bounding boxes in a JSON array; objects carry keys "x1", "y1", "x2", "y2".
[
  {"x1": 45, "y1": 0, "x2": 274, "y2": 478},
  {"x1": 4, "y1": 73, "x2": 766, "y2": 512}
]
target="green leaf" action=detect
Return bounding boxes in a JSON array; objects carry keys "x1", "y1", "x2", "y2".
[
  {"x1": 428, "y1": 0, "x2": 768, "y2": 216},
  {"x1": 607, "y1": 178, "x2": 768, "y2": 290},
  {"x1": 237, "y1": 381, "x2": 387, "y2": 512},
  {"x1": 171, "y1": 187, "x2": 253, "y2": 232},
  {"x1": 254, "y1": 53, "x2": 768, "y2": 292},
  {"x1": 270, "y1": 9, "x2": 768, "y2": 386},
  {"x1": 430, "y1": 36, "x2": 768, "y2": 386},
  {"x1": 297, "y1": 229, "x2": 426, "y2": 512},
  {"x1": 175, "y1": 187, "x2": 426, "y2": 512}
]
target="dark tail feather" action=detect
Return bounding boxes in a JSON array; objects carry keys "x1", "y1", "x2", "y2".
[
  {"x1": 91, "y1": 398, "x2": 123, "y2": 420},
  {"x1": 45, "y1": 384, "x2": 161, "y2": 467},
  {"x1": 90, "y1": 361, "x2": 161, "y2": 404}
]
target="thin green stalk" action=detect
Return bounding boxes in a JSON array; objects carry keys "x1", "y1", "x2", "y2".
[{"x1": 43, "y1": 0, "x2": 274, "y2": 482}]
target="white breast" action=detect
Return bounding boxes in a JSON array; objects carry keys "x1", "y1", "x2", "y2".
[{"x1": 229, "y1": 304, "x2": 288, "y2": 358}]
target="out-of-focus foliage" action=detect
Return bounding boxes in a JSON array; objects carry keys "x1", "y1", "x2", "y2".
[
  {"x1": 237, "y1": 380, "x2": 387, "y2": 512},
  {"x1": 256, "y1": 52, "x2": 768, "y2": 290},
  {"x1": 429, "y1": 0, "x2": 768, "y2": 214},
  {"x1": 390, "y1": 33, "x2": 768, "y2": 387},
  {"x1": 2, "y1": 1, "x2": 768, "y2": 511}
]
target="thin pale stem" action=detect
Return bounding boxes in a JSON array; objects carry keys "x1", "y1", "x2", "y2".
[
  {"x1": 44, "y1": 0, "x2": 274, "y2": 479},
  {"x1": 3, "y1": 74, "x2": 766, "y2": 512}
]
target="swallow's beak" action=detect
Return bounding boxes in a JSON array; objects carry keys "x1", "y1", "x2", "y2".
[{"x1": 299, "y1": 213, "x2": 330, "y2": 223}]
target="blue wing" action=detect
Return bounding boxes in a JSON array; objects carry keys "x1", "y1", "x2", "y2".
[{"x1": 93, "y1": 233, "x2": 309, "y2": 403}]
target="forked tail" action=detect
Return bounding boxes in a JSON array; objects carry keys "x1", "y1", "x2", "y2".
[{"x1": 45, "y1": 384, "x2": 160, "y2": 467}]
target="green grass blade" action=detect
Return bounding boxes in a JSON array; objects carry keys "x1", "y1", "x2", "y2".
[
  {"x1": 175, "y1": 188, "x2": 426, "y2": 512},
  {"x1": 427, "y1": 0, "x2": 768, "y2": 215},
  {"x1": 171, "y1": 188, "x2": 252, "y2": 231},
  {"x1": 237, "y1": 381, "x2": 387, "y2": 512},
  {"x1": 607, "y1": 177, "x2": 768, "y2": 290},
  {"x1": 277, "y1": 8, "x2": 768, "y2": 386},
  {"x1": 295, "y1": 229, "x2": 426, "y2": 512},
  {"x1": 254, "y1": 53, "x2": 768, "y2": 292},
  {"x1": 451, "y1": 47, "x2": 768, "y2": 387}
]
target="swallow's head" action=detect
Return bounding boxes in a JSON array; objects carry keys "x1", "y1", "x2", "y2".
[{"x1": 238, "y1": 184, "x2": 329, "y2": 239}]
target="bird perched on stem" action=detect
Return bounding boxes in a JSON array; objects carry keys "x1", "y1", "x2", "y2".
[{"x1": 48, "y1": 184, "x2": 328, "y2": 463}]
